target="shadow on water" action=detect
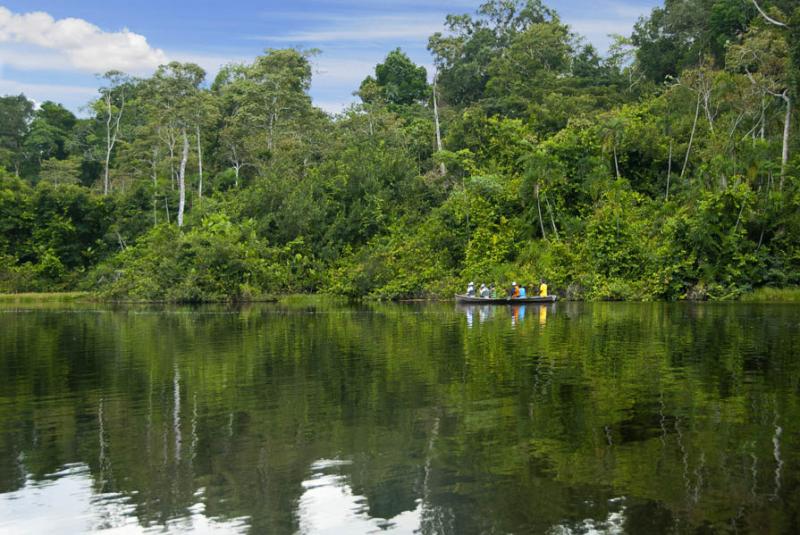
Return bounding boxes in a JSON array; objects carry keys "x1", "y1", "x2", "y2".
[{"x1": 0, "y1": 300, "x2": 799, "y2": 533}]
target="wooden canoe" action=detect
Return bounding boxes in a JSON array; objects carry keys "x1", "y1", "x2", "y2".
[{"x1": 455, "y1": 294, "x2": 557, "y2": 304}]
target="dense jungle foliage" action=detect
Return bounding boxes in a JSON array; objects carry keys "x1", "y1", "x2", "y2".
[{"x1": 1, "y1": 0, "x2": 800, "y2": 301}]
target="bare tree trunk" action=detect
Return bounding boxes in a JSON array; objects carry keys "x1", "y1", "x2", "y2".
[
  {"x1": 544, "y1": 192, "x2": 559, "y2": 240},
  {"x1": 152, "y1": 147, "x2": 158, "y2": 227},
  {"x1": 751, "y1": 0, "x2": 787, "y2": 27},
  {"x1": 169, "y1": 144, "x2": 175, "y2": 190},
  {"x1": 267, "y1": 96, "x2": 277, "y2": 151},
  {"x1": 160, "y1": 127, "x2": 177, "y2": 191},
  {"x1": 681, "y1": 94, "x2": 701, "y2": 180},
  {"x1": 702, "y1": 86, "x2": 715, "y2": 134},
  {"x1": 666, "y1": 139, "x2": 673, "y2": 201},
  {"x1": 196, "y1": 125, "x2": 203, "y2": 200},
  {"x1": 104, "y1": 95, "x2": 112, "y2": 195},
  {"x1": 103, "y1": 93, "x2": 124, "y2": 195},
  {"x1": 780, "y1": 91, "x2": 791, "y2": 189},
  {"x1": 433, "y1": 70, "x2": 446, "y2": 175},
  {"x1": 613, "y1": 145, "x2": 621, "y2": 180},
  {"x1": 366, "y1": 104, "x2": 374, "y2": 137},
  {"x1": 535, "y1": 183, "x2": 547, "y2": 240},
  {"x1": 177, "y1": 129, "x2": 188, "y2": 227}
]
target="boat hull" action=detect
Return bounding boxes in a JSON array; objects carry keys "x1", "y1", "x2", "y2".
[{"x1": 455, "y1": 294, "x2": 557, "y2": 304}]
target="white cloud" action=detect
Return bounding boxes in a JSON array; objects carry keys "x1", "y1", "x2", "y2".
[{"x1": 0, "y1": 6, "x2": 167, "y2": 74}]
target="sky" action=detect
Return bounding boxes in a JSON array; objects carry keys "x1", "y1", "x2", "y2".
[{"x1": 0, "y1": 0, "x2": 659, "y2": 115}]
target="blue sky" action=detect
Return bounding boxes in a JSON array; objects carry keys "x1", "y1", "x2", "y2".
[{"x1": 0, "y1": 0, "x2": 658, "y2": 114}]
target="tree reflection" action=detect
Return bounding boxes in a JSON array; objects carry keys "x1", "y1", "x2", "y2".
[{"x1": 0, "y1": 302, "x2": 798, "y2": 533}]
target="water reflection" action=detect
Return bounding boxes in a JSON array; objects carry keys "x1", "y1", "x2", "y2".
[
  {"x1": 0, "y1": 302, "x2": 799, "y2": 533},
  {"x1": 459, "y1": 302, "x2": 554, "y2": 328},
  {"x1": 0, "y1": 464, "x2": 249, "y2": 534},
  {"x1": 298, "y1": 459, "x2": 420, "y2": 534}
]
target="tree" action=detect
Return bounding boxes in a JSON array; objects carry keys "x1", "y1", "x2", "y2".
[
  {"x1": 372, "y1": 48, "x2": 428, "y2": 106},
  {"x1": 428, "y1": 0, "x2": 555, "y2": 106},
  {"x1": 148, "y1": 62, "x2": 206, "y2": 227},
  {"x1": 233, "y1": 49, "x2": 314, "y2": 153},
  {"x1": 94, "y1": 71, "x2": 132, "y2": 195},
  {"x1": 484, "y1": 16, "x2": 572, "y2": 117},
  {"x1": 631, "y1": 0, "x2": 756, "y2": 83},
  {"x1": 39, "y1": 157, "x2": 81, "y2": 188},
  {"x1": 727, "y1": 19, "x2": 793, "y2": 183},
  {"x1": 33, "y1": 102, "x2": 76, "y2": 161},
  {"x1": 0, "y1": 95, "x2": 34, "y2": 177}
]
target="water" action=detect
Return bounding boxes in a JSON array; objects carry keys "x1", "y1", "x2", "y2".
[{"x1": 0, "y1": 301, "x2": 798, "y2": 534}]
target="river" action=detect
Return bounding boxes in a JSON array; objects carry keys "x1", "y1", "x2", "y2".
[{"x1": 0, "y1": 300, "x2": 798, "y2": 533}]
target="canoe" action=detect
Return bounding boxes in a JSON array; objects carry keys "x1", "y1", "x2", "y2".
[{"x1": 455, "y1": 294, "x2": 557, "y2": 304}]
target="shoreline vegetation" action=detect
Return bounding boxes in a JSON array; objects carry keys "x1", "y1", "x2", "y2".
[
  {"x1": 3, "y1": 287, "x2": 800, "y2": 305},
  {"x1": 0, "y1": 292, "x2": 91, "y2": 303},
  {"x1": 2, "y1": 0, "x2": 799, "y2": 303}
]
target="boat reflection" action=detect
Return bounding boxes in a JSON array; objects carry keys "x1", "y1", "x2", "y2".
[{"x1": 458, "y1": 303, "x2": 555, "y2": 328}]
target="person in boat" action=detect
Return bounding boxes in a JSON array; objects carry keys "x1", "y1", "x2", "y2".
[
  {"x1": 508, "y1": 282, "x2": 520, "y2": 298},
  {"x1": 467, "y1": 281, "x2": 476, "y2": 297},
  {"x1": 539, "y1": 279, "x2": 548, "y2": 297},
  {"x1": 479, "y1": 283, "x2": 490, "y2": 298},
  {"x1": 519, "y1": 284, "x2": 527, "y2": 298},
  {"x1": 490, "y1": 284, "x2": 498, "y2": 298}
]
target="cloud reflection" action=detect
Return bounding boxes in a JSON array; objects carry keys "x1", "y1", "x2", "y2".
[
  {"x1": 298, "y1": 459, "x2": 421, "y2": 534},
  {"x1": 0, "y1": 463, "x2": 249, "y2": 534}
]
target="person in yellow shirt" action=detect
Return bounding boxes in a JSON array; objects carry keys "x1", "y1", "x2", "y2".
[{"x1": 539, "y1": 279, "x2": 548, "y2": 297}]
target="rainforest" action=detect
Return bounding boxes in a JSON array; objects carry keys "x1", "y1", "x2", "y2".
[{"x1": 1, "y1": 0, "x2": 799, "y2": 302}]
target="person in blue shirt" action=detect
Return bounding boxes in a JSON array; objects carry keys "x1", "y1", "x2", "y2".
[{"x1": 519, "y1": 284, "x2": 527, "y2": 298}]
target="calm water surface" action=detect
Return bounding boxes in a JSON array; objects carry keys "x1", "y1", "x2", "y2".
[{"x1": 0, "y1": 301, "x2": 799, "y2": 534}]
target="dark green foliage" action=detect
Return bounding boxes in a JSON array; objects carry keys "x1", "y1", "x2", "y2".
[
  {"x1": 369, "y1": 48, "x2": 428, "y2": 106},
  {"x1": 1, "y1": 0, "x2": 799, "y2": 301},
  {"x1": 0, "y1": 95, "x2": 34, "y2": 176},
  {"x1": 632, "y1": 0, "x2": 756, "y2": 83},
  {"x1": 89, "y1": 214, "x2": 315, "y2": 302}
]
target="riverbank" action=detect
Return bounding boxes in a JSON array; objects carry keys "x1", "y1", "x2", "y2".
[
  {"x1": 0, "y1": 292, "x2": 91, "y2": 303},
  {"x1": 4, "y1": 287, "x2": 800, "y2": 305},
  {"x1": 738, "y1": 287, "x2": 800, "y2": 303}
]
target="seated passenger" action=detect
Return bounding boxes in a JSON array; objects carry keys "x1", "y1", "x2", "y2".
[
  {"x1": 479, "y1": 283, "x2": 490, "y2": 298},
  {"x1": 466, "y1": 281, "x2": 476, "y2": 297},
  {"x1": 539, "y1": 279, "x2": 548, "y2": 297},
  {"x1": 519, "y1": 285, "x2": 527, "y2": 298},
  {"x1": 509, "y1": 282, "x2": 520, "y2": 298}
]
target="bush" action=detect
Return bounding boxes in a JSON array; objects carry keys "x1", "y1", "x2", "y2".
[{"x1": 89, "y1": 215, "x2": 318, "y2": 302}]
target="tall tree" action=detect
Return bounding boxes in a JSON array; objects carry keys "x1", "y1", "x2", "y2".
[
  {"x1": 428, "y1": 0, "x2": 555, "y2": 106},
  {"x1": 371, "y1": 48, "x2": 428, "y2": 106},
  {"x1": 94, "y1": 71, "x2": 131, "y2": 195},
  {"x1": 728, "y1": 18, "x2": 793, "y2": 183},
  {"x1": 148, "y1": 62, "x2": 206, "y2": 226},
  {"x1": 0, "y1": 95, "x2": 34, "y2": 177},
  {"x1": 233, "y1": 49, "x2": 314, "y2": 153}
]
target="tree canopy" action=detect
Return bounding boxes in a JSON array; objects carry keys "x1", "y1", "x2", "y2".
[{"x1": 1, "y1": 0, "x2": 799, "y2": 301}]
